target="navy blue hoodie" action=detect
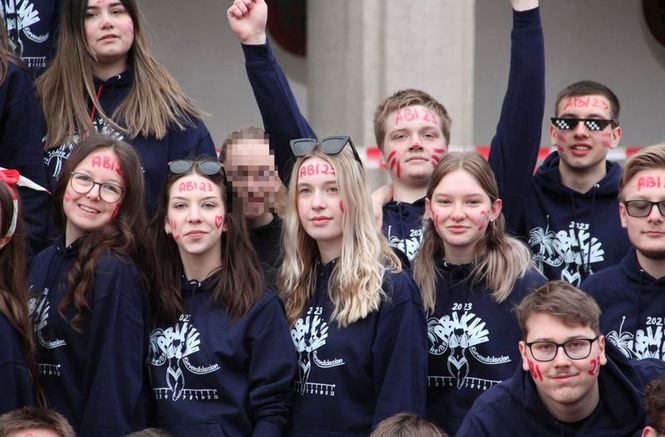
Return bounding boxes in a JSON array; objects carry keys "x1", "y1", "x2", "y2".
[
  {"x1": 243, "y1": 8, "x2": 544, "y2": 265},
  {"x1": 29, "y1": 240, "x2": 149, "y2": 436},
  {"x1": 426, "y1": 260, "x2": 545, "y2": 434},
  {"x1": 1, "y1": 0, "x2": 61, "y2": 77},
  {"x1": 148, "y1": 277, "x2": 296, "y2": 437},
  {"x1": 42, "y1": 72, "x2": 217, "y2": 215},
  {"x1": 1, "y1": 61, "x2": 50, "y2": 254},
  {"x1": 288, "y1": 262, "x2": 427, "y2": 436},
  {"x1": 0, "y1": 314, "x2": 34, "y2": 414},
  {"x1": 582, "y1": 249, "x2": 665, "y2": 361},
  {"x1": 456, "y1": 343, "x2": 665, "y2": 437},
  {"x1": 516, "y1": 153, "x2": 630, "y2": 286}
]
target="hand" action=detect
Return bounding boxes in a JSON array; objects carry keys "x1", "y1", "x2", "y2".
[
  {"x1": 510, "y1": 0, "x2": 538, "y2": 11},
  {"x1": 227, "y1": 0, "x2": 268, "y2": 45}
]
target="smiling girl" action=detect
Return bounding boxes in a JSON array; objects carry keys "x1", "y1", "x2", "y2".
[
  {"x1": 414, "y1": 152, "x2": 545, "y2": 434},
  {"x1": 28, "y1": 134, "x2": 150, "y2": 435},
  {"x1": 147, "y1": 158, "x2": 295, "y2": 436},
  {"x1": 38, "y1": 0, "x2": 216, "y2": 215}
]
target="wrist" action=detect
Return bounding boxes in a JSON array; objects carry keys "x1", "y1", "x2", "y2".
[{"x1": 242, "y1": 32, "x2": 267, "y2": 45}]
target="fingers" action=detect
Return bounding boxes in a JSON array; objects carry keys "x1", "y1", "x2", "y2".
[{"x1": 227, "y1": 0, "x2": 255, "y2": 18}]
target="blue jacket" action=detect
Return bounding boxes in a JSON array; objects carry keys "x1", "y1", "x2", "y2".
[
  {"x1": 149, "y1": 277, "x2": 296, "y2": 437},
  {"x1": 244, "y1": 8, "x2": 544, "y2": 265},
  {"x1": 43, "y1": 71, "x2": 217, "y2": 216},
  {"x1": 29, "y1": 241, "x2": 149, "y2": 436},
  {"x1": 456, "y1": 343, "x2": 665, "y2": 437},
  {"x1": 288, "y1": 261, "x2": 427, "y2": 436},
  {"x1": 582, "y1": 249, "x2": 665, "y2": 361},
  {"x1": 426, "y1": 260, "x2": 545, "y2": 434},
  {"x1": 1, "y1": 0, "x2": 61, "y2": 77},
  {"x1": 0, "y1": 61, "x2": 49, "y2": 254},
  {"x1": 0, "y1": 314, "x2": 34, "y2": 414}
]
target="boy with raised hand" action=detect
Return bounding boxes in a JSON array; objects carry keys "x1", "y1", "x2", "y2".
[
  {"x1": 227, "y1": 0, "x2": 545, "y2": 263},
  {"x1": 582, "y1": 144, "x2": 665, "y2": 361},
  {"x1": 457, "y1": 281, "x2": 665, "y2": 436}
]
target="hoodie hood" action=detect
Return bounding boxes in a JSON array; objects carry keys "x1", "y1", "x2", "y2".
[{"x1": 534, "y1": 151, "x2": 622, "y2": 197}]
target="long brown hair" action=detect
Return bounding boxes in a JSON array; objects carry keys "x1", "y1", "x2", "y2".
[
  {"x1": 148, "y1": 159, "x2": 266, "y2": 325},
  {"x1": 0, "y1": 180, "x2": 40, "y2": 402},
  {"x1": 37, "y1": 0, "x2": 203, "y2": 150},
  {"x1": 414, "y1": 152, "x2": 533, "y2": 313},
  {"x1": 52, "y1": 134, "x2": 149, "y2": 327}
]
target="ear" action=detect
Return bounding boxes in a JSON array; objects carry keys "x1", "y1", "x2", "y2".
[
  {"x1": 0, "y1": 235, "x2": 11, "y2": 249},
  {"x1": 642, "y1": 426, "x2": 658, "y2": 437},
  {"x1": 164, "y1": 217, "x2": 172, "y2": 235},
  {"x1": 549, "y1": 123, "x2": 559, "y2": 146},
  {"x1": 519, "y1": 341, "x2": 531, "y2": 371},
  {"x1": 598, "y1": 335, "x2": 607, "y2": 366},
  {"x1": 619, "y1": 202, "x2": 628, "y2": 229},
  {"x1": 609, "y1": 125, "x2": 622, "y2": 149},
  {"x1": 490, "y1": 198, "x2": 502, "y2": 221},
  {"x1": 425, "y1": 197, "x2": 432, "y2": 220}
]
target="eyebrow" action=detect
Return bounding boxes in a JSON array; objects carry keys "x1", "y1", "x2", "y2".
[{"x1": 527, "y1": 335, "x2": 592, "y2": 342}]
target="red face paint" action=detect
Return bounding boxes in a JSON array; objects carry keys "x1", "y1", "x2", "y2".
[
  {"x1": 173, "y1": 234, "x2": 181, "y2": 241},
  {"x1": 339, "y1": 201, "x2": 345, "y2": 213},
  {"x1": 299, "y1": 163, "x2": 335, "y2": 178},
  {"x1": 396, "y1": 162, "x2": 401, "y2": 178},
  {"x1": 214, "y1": 215, "x2": 224, "y2": 229},
  {"x1": 90, "y1": 154, "x2": 122, "y2": 175},
  {"x1": 111, "y1": 203, "x2": 121, "y2": 220},
  {"x1": 431, "y1": 154, "x2": 441, "y2": 167},
  {"x1": 168, "y1": 218, "x2": 177, "y2": 231},
  {"x1": 177, "y1": 181, "x2": 214, "y2": 193},
  {"x1": 637, "y1": 176, "x2": 662, "y2": 191},
  {"x1": 588, "y1": 355, "x2": 601, "y2": 376},
  {"x1": 477, "y1": 210, "x2": 489, "y2": 231},
  {"x1": 528, "y1": 359, "x2": 544, "y2": 381}
]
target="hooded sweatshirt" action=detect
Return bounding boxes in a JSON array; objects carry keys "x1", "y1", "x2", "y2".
[
  {"x1": 0, "y1": 61, "x2": 50, "y2": 254},
  {"x1": 1, "y1": 0, "x2": 61, "y2": 77},
  {"x1": 426, "y1": 260, "x2": 545, "y2": 434},
  {"x1": 243, "y1": 8, "x2": 544, "y2": 265},
  {"x1": 0, "y1": 314, "x2": 34, "y2": 414},
  {"x1": 149, "y1": 277, "x2": 296, "y2": 437},
  {"x1": 42, "y1": 71, "x2": 216, "y2": 216},
  {"x1": 582, "y1": 249, "x2": 665, "y2": 361},
  {"x1": 28, "y1": 240, "x2": 149, "y2": 436},
  {"x1": 288, "y1": 261, "x2": 427, "y2": 436},
  {"x1": 515, "y1": 153, "x2": 631, "y2": 286},
  {"x1": 456, "y1": 343, "x2": 665, "y2": 437}
]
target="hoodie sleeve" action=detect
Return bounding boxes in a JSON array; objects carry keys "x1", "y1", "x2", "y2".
[
  {"x1": 487, "y1": 6, "x2": 545, "y2": 236},
  {"x1": 0, "y1": 63, "x2": 50, "y2": 255},
  {"x1": 371, "y1": 273, "x2": 427, "y2": 428},
  {"x1": 242, "y1": 42, "x2": 316, "y2": 185},
  {"x1": 246, "y1": 294, "x2": 297, "y2": 437},
  {"x1": 78, "y1": 255, "x2": 148, "y2": 436}
]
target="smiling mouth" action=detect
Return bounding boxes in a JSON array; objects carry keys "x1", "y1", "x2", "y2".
[{"x1": 78, "y1": 204, "x2": 99, "y2": 214}]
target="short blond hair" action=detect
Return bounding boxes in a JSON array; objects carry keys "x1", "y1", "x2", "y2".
[
  {"x1": 0, "y1": 408, "x2": 75, "y2": 437},
  {"x1": 370, "y1": 413, "x2": 448, "y2": 437}
]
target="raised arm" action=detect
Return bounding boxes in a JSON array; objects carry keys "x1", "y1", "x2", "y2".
[
  {"x1": 487, "y1": 0, "x2": 545, "y2": 235},
  {"x1": 228, "y1": 0, "x2": 315, "y2": 184}
]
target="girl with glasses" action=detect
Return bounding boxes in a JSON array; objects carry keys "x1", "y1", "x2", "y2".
[
  {"x1": 147, "y1": 158, "x2": 295, "y2": 436},
  {"x1": 413, "y1": 152, "x2": 546, "y2": 434},
  {"x1": 280, "y1": 137, "x2": 427, "y2": 435},
  {"x1": 28, "y1": 134, "x2": 151, "y2": 435},
  {"x1": 37, "y1": 0, "x2": 216, "y2": 215}
]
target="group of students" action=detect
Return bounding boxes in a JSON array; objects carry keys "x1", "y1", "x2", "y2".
[{"x1": 0, "y1": 0, "x2": 664, "y2": 436}]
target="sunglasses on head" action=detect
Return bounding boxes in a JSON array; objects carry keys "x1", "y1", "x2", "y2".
[
  {"x1": 550, "y1": 117, "x2": 616, "y2": 132},
  {"x1": 168, "y1": 160, "x2": 225, "y2": 178},
  {"x1": 289, "y1": 136, "x2": 363, "y2": 165}
]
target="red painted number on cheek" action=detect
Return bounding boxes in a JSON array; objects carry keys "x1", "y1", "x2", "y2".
[
  {"x1": 588, "y1": 355, "x2": 601, "y2": 376},
  {"x1": 111, "y1": 203, "x2": 121, "y2": 220},
  {"x1": 477, "y1": 210, "x2": 490, "y2": 231},
  {"x1": 215, "y1": 215, "x2": 224, "y2": 229},
  {"x1": 528, "y1": 360, "x2": 544, "y2": 381}
]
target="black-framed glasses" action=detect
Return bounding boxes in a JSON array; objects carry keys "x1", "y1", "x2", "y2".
[
  {"x1": 623, "y1": 200, "x2": 665, "y2": 218},
  {"x1": 550, "y1": 117, "x2": 615, "y2": 132},
  {"x1": 525, "y1": 336, "x2": 599, "y2": 362},
  {"x1": 289, "y1": 136, "x2": 363, "y2": 165},
  {"x1": 70, "y1": 172, "x2": 125, "y2": 203},
  {"x1": 168, "y1": 160, "x2": 225, "y2": 178}
]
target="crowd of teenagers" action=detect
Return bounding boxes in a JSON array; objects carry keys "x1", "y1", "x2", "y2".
[{"x1": 0, "y1": 0, "x2": 664, "y2": 436}]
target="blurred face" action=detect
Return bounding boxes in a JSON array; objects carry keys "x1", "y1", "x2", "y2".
[
  {"x1": 519, "y1": 313, "x2": 606, "y2": 418},
  {"x1": 296, "y1": 157, "x2": 344, "y2": 260},
  {"x1": 64, "y1": 148, "x2": 125, "y2": 243},
  {"x1": 164, "y1": 174, "x2": 226, "y2": 259},
  {"x1": 7, "y1": 429, "x2": 61, "y2": 437},
  {"x1": 225, "y1": 139, "x2": 280, "y2": 220},
  {"x1": 85, "y1": 0, "x2": 134, "y2": 69},
  {"x1": 425, "y1": 169, "x2": 501, "y2": 263},
  {"x1": 550, "y1": 94, "x2": 622, "y2": 176},
  {"x1": 620, "y1": 169, "x2": 665, "y2": 259},
  {"x1": 382, "y1": 104, "x2": 447, "y2": 187}
]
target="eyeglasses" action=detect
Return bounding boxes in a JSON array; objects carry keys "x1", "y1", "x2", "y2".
[
  {"x1": 550, "y1": 117, "x2": 616, "y2": 132},
  {"x1": 623, "y1": 200, "x2": 665, "y2": 218},
  {"x1": 168, "y1": 160, "x2": 225, "y2": 178},
  {"x1": 289, "y1": 136, "x2": 363, "y2": 165},
  {"x1": 525, "y1": 336, "x2": 599, "y2": 362},
  {"x1": 70, "y1": 172, "x2": 125, "y2": 203}
]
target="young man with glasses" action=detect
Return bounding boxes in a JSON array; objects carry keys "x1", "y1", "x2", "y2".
[
  {"x1": 457, "y1": 281, "x2": 665, "y2": 436},
  {"x1": 582, "y1": 144, "x2": 665, "y2": 361}
]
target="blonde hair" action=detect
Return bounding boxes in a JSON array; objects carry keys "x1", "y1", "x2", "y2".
[
  {"x1": 279, "y1": 145, "x2": 401, "y2": 327},
  {"x1": 37, "y1": 0, "x2": 203, "y2": 150},
  {"x1": 414, "y1": 152, "x2": 533, "y2": 314}
]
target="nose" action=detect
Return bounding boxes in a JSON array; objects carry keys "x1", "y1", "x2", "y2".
[
  {"x1": 86, "y1": 182, "x2": 102, "y2": 200},
  {"x1": 99, "y1": 10, "x2": 115, "y2": 28},
  {"x1": 311, "y1": 190, "x2": 325, "y2": 210},
  {"x1": 186, "y1": 205, "x2": 202, "y2": 223},
  {"x1": 450, "y1": 202, "x2": 465, "y2": 220},
  {"x1": 408, "y1": 138, "x2": 423, "y2": 151},
  {"x1": 552, "y1": 345, "x2": 572, "y2": 366},
  {"x1": 572, "y1": 120, "x2": 590, "y2": 137},
  {"x1": 647, "y1": 203, "x2": 664, "y2": 222}
]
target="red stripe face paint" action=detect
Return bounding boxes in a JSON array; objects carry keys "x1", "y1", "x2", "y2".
[
  {"x1": 215, "y1": 215, "x2": 224, "y2": 229},
  {"x1": 339, "y1": 201, "x2": 344, "y2": 214},
  {"x1": 528, "y1": 359, "x2": 543, "y2": 381}
]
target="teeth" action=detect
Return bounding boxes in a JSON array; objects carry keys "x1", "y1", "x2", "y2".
[{"x1": 79, "y1": 205, "x2": 98, "y2": 214}]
